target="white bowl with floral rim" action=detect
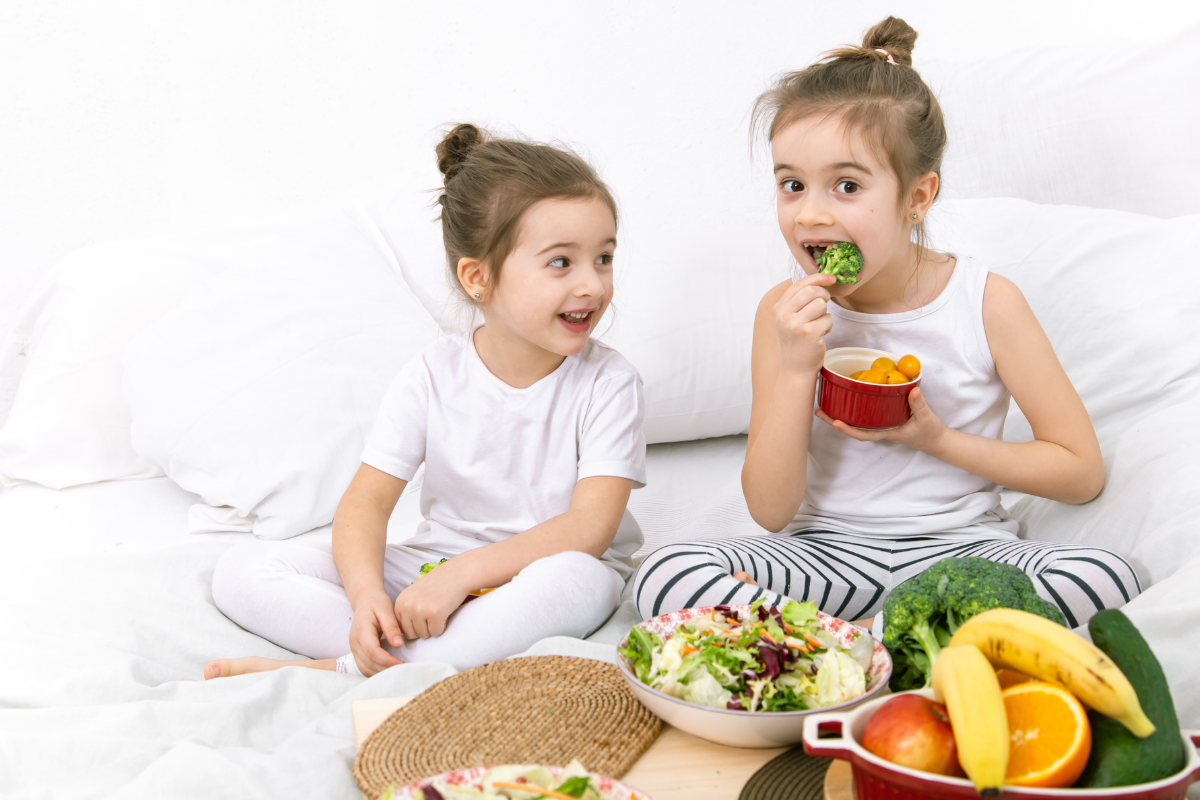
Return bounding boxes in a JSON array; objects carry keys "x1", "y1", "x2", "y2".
[
  {"x1": 389, "y1": 764, "x2": 651, "y2": 799},
  {"x1": 616, "y1": 604, "x2": 893, "y2": 748}
]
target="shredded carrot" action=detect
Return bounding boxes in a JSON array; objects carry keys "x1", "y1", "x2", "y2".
[
  {"x1": 783, "y1": 622, "x2": 798, "y2": 635},
  {"x1": 804, "y1": 633, "x2": 824, "y2": 649},
  {"x1": 491, "y1": 780, "x2": 583, "y2": 800},
  {"x1": 761, "y1": 630, "x2": 778, "y2": 645},
  {"x1": 682, "y1": 645, "x2": 698, "y2": 655},
  {"x1": 786, "y1": 641, "x2": 809, "y2": 652}
]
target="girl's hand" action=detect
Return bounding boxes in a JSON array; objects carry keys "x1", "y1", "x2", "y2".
[
  {"x1": 815, "y1": 386, "x2": 948, "y2": 454},
  {"x1": 774, "y1": 273, "x2": 837, "y2": 377},
  {"x1": 349, "y1": 590, "x2": 405, "y2": 677},
  {"x1": 393, "y1": 560, "x2": 471, "y2": 641}
]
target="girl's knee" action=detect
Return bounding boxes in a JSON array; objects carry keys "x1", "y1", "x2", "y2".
[
  {"x1": 211, "y1": 542, "x2": 265, "y2": 616},
  {"x1": 519, "y1": 551, "x2": 623, "y2": 604}
]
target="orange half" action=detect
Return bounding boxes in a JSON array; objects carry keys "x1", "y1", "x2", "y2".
[{"x1": 1002, "y1": 681, "x2": 1091, "y2": 788}]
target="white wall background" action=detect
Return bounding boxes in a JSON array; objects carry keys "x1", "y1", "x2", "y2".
[{"x1": 3, "y1": 0, "x2": 1198, "y2": 339}]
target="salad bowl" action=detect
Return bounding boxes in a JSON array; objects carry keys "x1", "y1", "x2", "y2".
[
  {"x1": 391, "y1": 763, "x2": 650, "y2": 799},
  {"x1": 617, "y1": 604, "x2": 892, "y2": 748}
]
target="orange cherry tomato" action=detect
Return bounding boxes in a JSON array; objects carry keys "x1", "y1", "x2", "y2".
[
  {"x1": 897, "y1": 354, "x2": 921, "y2": 379},
  {"x1": 885, "y1": 370, "x2": 909, "y2": 384},
  {"x1": 858, "y1": 368, "x2": 887, "y2": 384},
  {"x1": 871, "y1": 357, "x2": 897, "y2": 373}
]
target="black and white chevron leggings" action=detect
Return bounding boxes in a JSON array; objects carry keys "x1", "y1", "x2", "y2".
[{"x1": 632, "y1": 532, "x2": 1141, "y2": 629}]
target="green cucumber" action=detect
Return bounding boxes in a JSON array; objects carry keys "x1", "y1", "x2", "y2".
[{"x1": 1075, "y1": 609, "x2": 1185, "y2": 787}]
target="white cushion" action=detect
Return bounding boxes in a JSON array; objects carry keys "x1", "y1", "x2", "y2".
[
  {"x1": 360, "y1": 186, "x2": 785, "y2": 446},
  {"x1": 122, "y1": 204, "x2": 441, "y2": 540},
  {"x1": 922, "y1": 23, "x2": 1200, "y2": 218},
  {"x1": 0, "y1": 242, "x2": 220, "y2": 488},
  {"x1": 927, "y1": 198, "x2": 1200, "y2": 587}
]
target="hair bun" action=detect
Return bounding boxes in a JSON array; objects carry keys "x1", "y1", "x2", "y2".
[
  {"x1": 436, "y1": 123, "x2": 485, "y2": 181},
  {"x1": 862, "y1": 16, "x2": 917, "y2": 67}
]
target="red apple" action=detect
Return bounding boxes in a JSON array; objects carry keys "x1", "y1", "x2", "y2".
[{"x1": 860, "y1": 694, "x2": 965, "y2": 777}]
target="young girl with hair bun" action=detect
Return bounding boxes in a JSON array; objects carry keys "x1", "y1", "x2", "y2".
[
  {"x1": 206, "y1": 124, "x2": 644, "y2": 678},
  {"x1": 635, "y1": 17, "x2": 1139, "y2": 631}
]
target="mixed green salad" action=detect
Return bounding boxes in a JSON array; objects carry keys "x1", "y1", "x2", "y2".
[
  {"x1": 619, "y1": 599, "x2": 875, "y2": 713},
  {"x1": 404, "y1": 761, "x2": 622, "y2": 799}
]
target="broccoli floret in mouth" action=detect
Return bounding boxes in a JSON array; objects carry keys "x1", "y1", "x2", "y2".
[{"x1": 809, "y1": 241, "x2": 864, "y2": 285}]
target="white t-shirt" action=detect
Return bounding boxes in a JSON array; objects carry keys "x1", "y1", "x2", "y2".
[{"x1": 362, "y1": 329, "x2": 647, "y2": 578}]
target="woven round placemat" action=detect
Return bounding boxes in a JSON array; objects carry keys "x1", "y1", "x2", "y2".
[
  {"x1": 353, "y1": 656, "x2": 663, "y2": 800},
  {"x1": 739, "y1": 745, "x2": 834, "y2": 800}
]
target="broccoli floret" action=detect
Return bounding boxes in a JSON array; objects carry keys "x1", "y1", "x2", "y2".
[
  {"x1": 419, "y1": 558, "x2": 448, "y2": 576},
  {"x1": 817, "y1": 242, "x2": 864, "y2": 285},
  {"x1": 882, "y1": 557, "x2": 1068, "y2": 691}
]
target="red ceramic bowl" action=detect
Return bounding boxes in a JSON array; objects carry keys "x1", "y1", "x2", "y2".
[
  {"x1": 818, "y1": 347, "x2": 921, "y2": 430},
  {"x1": 802, "y1": 689, "x2": 1200, "y2": 800}
]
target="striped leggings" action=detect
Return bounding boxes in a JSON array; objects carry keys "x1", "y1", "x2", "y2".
[{"x1": 633, "y1": 532, "x2": 1141, "y2": 629}]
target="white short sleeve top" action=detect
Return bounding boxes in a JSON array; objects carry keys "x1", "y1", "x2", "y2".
[{"x1": 362, "y1": 329, "x2": 647, "y2": 577}]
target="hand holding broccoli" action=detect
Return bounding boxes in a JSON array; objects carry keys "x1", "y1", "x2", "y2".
[{"x1": 773, "y1": 272, "x2": 838, "y2": 376}]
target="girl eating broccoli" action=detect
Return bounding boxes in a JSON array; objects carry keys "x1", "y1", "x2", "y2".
[
  {"x1": 634, "y1": 17, "x2": 1139, "y2": 631},
  {"x1": 205, "y1": 124, "x2": 644, "y2": 678}
]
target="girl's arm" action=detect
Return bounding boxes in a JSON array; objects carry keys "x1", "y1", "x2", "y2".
[
  {"x1": 394, "y1": 475, "x2": 632, "y2": 640},
  {"x1": 819, "y1": 274, "x2": 1104, "y2": 504},
  {"x1": 332, "y1": 463, "x2": 408, "y2": 675},
  {"x1": 743, "y1": 274, "x2": 837, "y2": 532}
]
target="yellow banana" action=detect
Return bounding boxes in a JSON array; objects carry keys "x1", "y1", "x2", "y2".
[
  {"x1": 932, "y1": 644, "x2": 1008, "y2": 797},
  {"x1": 950, "y1": 608, "x2": 1155, "y2": 738}
]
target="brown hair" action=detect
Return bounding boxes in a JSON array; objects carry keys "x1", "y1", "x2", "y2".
[
  {"x1": 752, "y1": 17, "x2": 946, "y2": 246},
  {"x1": 435, "y1": 123, "x2": 618, "y2": 304}
]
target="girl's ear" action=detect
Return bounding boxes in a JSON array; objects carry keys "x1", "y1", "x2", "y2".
[
  {"x1": 906, "y1": 171, "x2": 940, "y2": 224},
  {"x1": 456, "y1": 257, "x2": 490, "y2": 302}
]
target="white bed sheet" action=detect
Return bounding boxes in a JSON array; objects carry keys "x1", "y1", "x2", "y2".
[
  {"x1": 0, "y1": 438, "x2": 754, "y2": 798},
  {"x1": 2, "y1": 438, "x2": 1198, "y2": 799}
]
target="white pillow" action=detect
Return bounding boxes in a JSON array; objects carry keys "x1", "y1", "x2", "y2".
[
  {"x1": 927, "y1": 198, "x2": 1200, "y2": 587},
  {"x1": 360, "y1": 184, "x2": 787, "y2": 445},
  {"x1": 0, "y1": 242, "x2": 221, "y2": 488},
  {"x1": 122, "y1": 204, "x2": 441, "y2": 540},
  {"x1": 922, "y1": 23, "x2": 1200, "y2": 218}
]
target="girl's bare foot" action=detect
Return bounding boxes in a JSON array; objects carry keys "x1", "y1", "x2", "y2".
[
  {"x1": 203, "y1": 656, "x2": 337, "y2": 680},
  {"x1": 733, "y1": 571, "x2": 759, "y2": 587}
]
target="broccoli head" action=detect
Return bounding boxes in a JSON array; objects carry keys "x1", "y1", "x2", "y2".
[
  {"x1": 419, "y1": 558, "x2": 448, "y2": 576},
  {"x1": 817, "y1": 242, "x2": 864, "y2": 285},
  {"x1": 882, "y1": 557, "x2": 1068, "y2": 691}
]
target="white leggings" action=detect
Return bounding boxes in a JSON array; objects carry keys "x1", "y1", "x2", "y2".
[{"x1": 212, "y1": 540, "x2": 625, "y2": 673}]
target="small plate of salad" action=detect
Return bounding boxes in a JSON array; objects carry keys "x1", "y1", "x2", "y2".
[
  {"x1": 616, "y1": 599, "x2": 892, "y2": 748},
  {"x1": 388, "y1": 760, "x2": 649, "y2": 799}
]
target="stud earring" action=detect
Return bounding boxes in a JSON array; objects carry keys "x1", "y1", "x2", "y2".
[
  {"x1": 473, "y1": 291, "x2": 481, "y2": 300},
  {"x1": 910, "y1": 212, "x2": 919, "y2": 221}
]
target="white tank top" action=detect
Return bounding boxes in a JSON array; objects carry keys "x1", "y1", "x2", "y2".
[{"x1": 790, "y1": 256, "x2": 1019, "y2": 539}]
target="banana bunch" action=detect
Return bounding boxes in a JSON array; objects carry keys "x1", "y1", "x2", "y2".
[
  {"x1": 950, "y1": 608, "x2": 1156, "y2": 738},
  {"x1": 929, "y1": 608, "x2": 1155, "y2": 797},
  {"x1": 932, "y1": 645, "x2": 1008, "y2": 797}
]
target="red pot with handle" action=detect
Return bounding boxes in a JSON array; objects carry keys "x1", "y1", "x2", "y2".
[{"x1": 802, "y1": 689, "x2": 1200, "y2": 800}]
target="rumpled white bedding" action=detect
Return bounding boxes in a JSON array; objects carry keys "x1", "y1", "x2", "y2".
[
  {"x1": 2, "y1": 436, "x2": 1198, "y2": 799},
  {"x1": 0, "y1": 437, "x2": 749, "y2": 798}
]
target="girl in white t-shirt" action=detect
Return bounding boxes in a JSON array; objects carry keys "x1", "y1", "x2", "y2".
[{"x1": 205, "y1": 124, "x2": 645, "y2": 678}]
